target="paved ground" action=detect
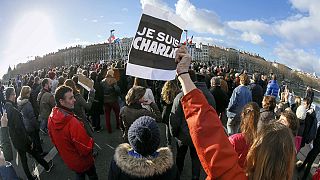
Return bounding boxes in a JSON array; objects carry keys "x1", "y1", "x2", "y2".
[
  {"x1": 9, "y1": 113, "x2": 206, "y2": 180},
  {"x1": 7, "y1": 112, "x2": 319, "y2": 180}
]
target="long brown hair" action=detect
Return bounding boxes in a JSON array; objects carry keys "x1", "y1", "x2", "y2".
[
  {"x1": 240, "y1": 102, "x2": 260, "y2": 145},
  {"x1": 246, "y1": 122, "x2": 295, "y2": 180},
  {"x1": 161, "y1": 80, "x2": 180, "y2": 104}
]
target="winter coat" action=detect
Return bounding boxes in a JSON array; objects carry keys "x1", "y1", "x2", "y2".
[
  {"x1": 89, "y1": 80, "x2": 104, "y2": 115},
  {"x1": 257, "y1": 108, "x2": 276, "y2": 130},
  {"x1": 302, "y1": 108, "x2": 317, "y2": 144},
  {"x1": 120, "y1": 103, "x2": 161, "y2": 142},
  {"x1": 17, "y1": 97, "x2": 39, "y2": 132},
  {"x1": 161, "y1": 100, "x2": 173, "y2": 125},
  {"x1": 37, "y1": 89, "x2": 55, "y2": 120},
  {"x1": 249, "y1": 83, "x2": 263, "y2": 108},
  {"x1": 265, "y1": 80, "x2": 279, "y2": 98},
  {"x1": 210, "y1": 86, "x2": 229, "y2": 115},
  {"x1": 48, "y1": 106, "x2": 94, "y2": 173},
  {"x1": 181, "y1": 89, "x2": 246, "y2": 179},
  {"x1": 0, "y1": 162, "x2": 19, "y2": 180},
  {"x1": 227, "y1": 85, "x2": 252, "y2": 119},
  {"x1": 30, "y1": 83, "x2": 41, "y2": 118},
  {"x1": 101, "y1": 77, "x2": 120, "y2": 103},
  {"x1": 5, "y1": 101, "x2": 32, "y2": 151},
  {"x1": 0, "y1": 127, "x2": 13, "y2": 162},
  {"x1": 228, "y1": 133, "x2": 250, "y2": 169},
  {"x1": 170, "y1": 82, "x2": 216, "y2": 146},
  {"x1": 108, "y1": 143, "x2": 179, "y2": 180},
  {"x1": 73, "y1": 91, "x2": 94, "y2": 121}
]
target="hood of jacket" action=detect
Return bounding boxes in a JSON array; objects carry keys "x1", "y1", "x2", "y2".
[
  {"x1": 17, "y1": 96, "x2": 29, "y2": 107},
  {"x1": 49, "y1": 107, "x2": 74, "y2": 130},
  {"x1": 114, "y1": 143, "x2": 174, "y2": 178}
]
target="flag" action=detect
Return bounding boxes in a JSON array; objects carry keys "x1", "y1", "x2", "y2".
[
  {"x1": 189, "y1": 35, "x2": 193, "y2": 44},
  {"x1": 183, "y1": 39, "x2": 188, "y2": 45},
  {"x1": 114, "y1": 38, "x2": 121, "y2": 44},
  {"x1": 107, "y1": 35, "x2": 116, "y2": 43}
]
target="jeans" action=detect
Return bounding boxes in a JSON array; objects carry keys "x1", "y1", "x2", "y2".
[
  {"x1": 227, "y1": 117, "x2": 240, "y2": 136},
  {"x1": 17, "y1": 147, "x2": 49, "y2": 180},
  {"x1": 40, "y1": 117, "x2": 48, "y2": 132},
  {"x1": 75, "y1": 165, "x2": 98, "y2": 180},
  {"x1": 176, "y1": 142, "x2": 201, "y2": 180}
]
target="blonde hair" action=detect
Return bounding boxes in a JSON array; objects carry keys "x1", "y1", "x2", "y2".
[
  {"x1": 246, "y1": 122, "x2": 295, "y2": 180},
  {"x1": 20, "y1": 86, "x2": 31, "y2": 99},
  {"x1": 161, "y1": 80, "x2": 180, "y2": 104}
]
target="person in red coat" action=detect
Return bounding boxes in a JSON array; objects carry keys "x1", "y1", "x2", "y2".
[
  {"x1": 174, "y1": 45, "x2": 296, "y2": 180},
  {"x1": 48, "y1": 85, "x2": 98, "y2": 179}
]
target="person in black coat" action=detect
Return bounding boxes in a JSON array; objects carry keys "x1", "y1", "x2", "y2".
[
  {"x1": 169, "y1": 70, "x2": 215, "y2": 180},
  {"x1": 108, "y1": 116, "x2": 179, "y2": 180},
  {"x1": 5, "y1": 87, "x2": 53, "y2": 180},
  {"x1": 89, "y1": 71, "x2": 104, "y2": 132},
  {"x1": 209, "y1": 77, "x2": 229, "y2": 118},
  {"x1": 249, "y1": 73, "x2": 264, "y2": 108}
]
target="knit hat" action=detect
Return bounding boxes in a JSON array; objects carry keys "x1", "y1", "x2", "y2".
[{"x1": 128, "y1": 116, "x2": 160, "y2": 156}]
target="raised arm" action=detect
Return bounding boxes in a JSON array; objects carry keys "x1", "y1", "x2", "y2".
[{"x1": 175, "y1": 46, "x2": 246, "y2": 180}]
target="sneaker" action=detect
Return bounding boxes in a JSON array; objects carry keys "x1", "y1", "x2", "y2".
[{"x1": 46, "y1": 160, "x2": 54, "y2": 173}]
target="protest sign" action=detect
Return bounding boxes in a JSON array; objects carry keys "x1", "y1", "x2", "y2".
[
  {"x1": 126, "y1": 4, "x2": 187, "y2": 80},
  {"x1": 78, "y1": 74, "x2": 94, "y2": 91}
]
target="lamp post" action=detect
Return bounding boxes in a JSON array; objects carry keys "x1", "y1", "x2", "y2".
[{"x1": 109, "y1": 29, "x2": 115, "y2": 61}]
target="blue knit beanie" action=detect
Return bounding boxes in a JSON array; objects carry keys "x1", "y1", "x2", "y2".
[{"x1": 128, "y1": 116, "x2": 160, "y2": 156}]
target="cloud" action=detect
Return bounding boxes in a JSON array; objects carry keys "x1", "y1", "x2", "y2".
[
  {"x1": 121, "y1": 8, "x2": 128, "y2": 12},
  {"x1": 140, "y1": 0, "x2": 225, "y2": 35},
  {"x1": 97, "y1": 34, "x2": 102, "y2": 38},
  {"x1": 274, "y1": 0, "x2": 320, "y2": 45},
  {"x1": 193, "y1": 36, "x2": 225, "y2": 46},
  {"x1": 100, "y1": 16, "x2": 104, "y2": 18},
  {"x1": 92, "y1": 19, "x2": 98, "y2": 23},
  {"x1": 227, "y1": 20, "x2": 272, "y2": 35},
  {"x1": 108, "y1": 21, "x2": 123, "y2": 25},
  {"x1": 240, "y1": 32, "x2": 264, "y2": 45},
  {"x1": 83, "y1": 18, "x2": 88, "y2": 21},
  {"x1": 274, "y1": 43, "x2": 320, "y2": 73},
  {"x1": 140, "y1": 0, "x2": 173, "y2": 12},
  {"x1": 175, "y1": 0, "x2": 225, "y2": 35}
]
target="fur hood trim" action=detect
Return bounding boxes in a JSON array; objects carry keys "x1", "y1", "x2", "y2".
[
  {"x1": 17, "y1": 96, "x2": 29, "y2": 106},
  {"x1": 114, "y1": 143, "x2": 174, "y2": 178}
]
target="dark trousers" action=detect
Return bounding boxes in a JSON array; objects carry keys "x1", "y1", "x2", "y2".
[
  {"x1": 18, "y1": 147, "x2": 49, "y2": 180},
  {"x1": 28, "y1": 130, "x2": 43, "y2": 154},
  {"x1": 75, "y1": 165, "x2": 98, "y2": 180},
  {"x1": 104, "y1": 102, "x2": 120, "y2": 133},
  {"x1": 176, "y1": 142, "x2": 201, "y2": 180},
  {"x1": 301, "y1": 145, "x2": 320, "y2": 179},
  {"x1": 91, "y1": 113, "x2": 101, "y2": 131},
  {"x1": 165, "y1": 124, "x2": 172, "y2": 146}
]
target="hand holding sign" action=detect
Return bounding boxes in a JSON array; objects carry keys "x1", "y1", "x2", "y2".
[
  {"x1": 127, "y1": 4, "x2": 187, "y2": 80},
  {"x1": 175, "y1": 45, "x2": 191, "y2": 76}
]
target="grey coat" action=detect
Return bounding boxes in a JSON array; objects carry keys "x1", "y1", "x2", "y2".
[{"x1": 17, "y1": 97, "x2": 39, "y2": 132}]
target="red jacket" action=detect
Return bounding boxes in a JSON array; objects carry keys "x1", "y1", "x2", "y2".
[
  {"x1": 181, "y1": 89, "x2": 247, "y2": 180},
  {"x1": 228, "y1": 133, "x2": 250, "y2": 168},
  {"x1": 48, "y1": 107, "x2": 94, "y2": 173}
]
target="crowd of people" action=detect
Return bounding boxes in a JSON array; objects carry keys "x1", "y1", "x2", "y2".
[{"x1": 0, "y1": 45, "x2": 318, "y2": 180}]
